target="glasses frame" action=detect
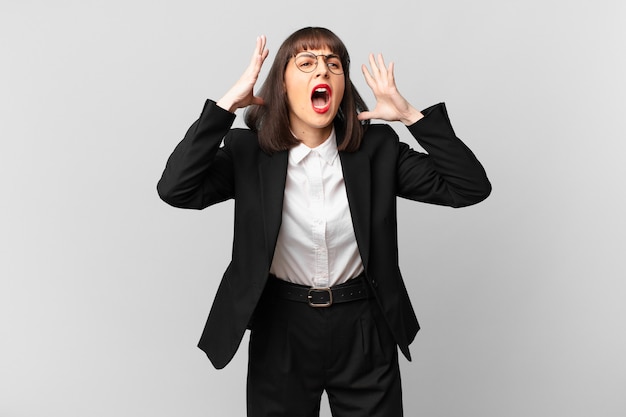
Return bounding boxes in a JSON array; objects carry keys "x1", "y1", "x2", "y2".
[{"x1": 293, "y1": 52, "x2": 344, "y2": 75}]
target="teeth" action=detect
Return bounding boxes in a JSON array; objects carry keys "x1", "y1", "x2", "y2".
[{"x1": 315, "y1": 88, "x2": 327, "y2": 93}]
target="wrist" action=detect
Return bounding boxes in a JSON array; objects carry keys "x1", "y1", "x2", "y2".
[
  {"x1": 400, "y1": 107, "x2": 424, "y2": 125},
  {"x1": 216, "y1": 96, "x2": 237, "y2": 113}
]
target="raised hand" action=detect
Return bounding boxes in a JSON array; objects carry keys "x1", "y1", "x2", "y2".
[
  {"x1": 216, "y1": 35, "x2": 269, "y2": 113},
  {"x1": 357, "y1": 53, "x2": 423, "y2": 125}
]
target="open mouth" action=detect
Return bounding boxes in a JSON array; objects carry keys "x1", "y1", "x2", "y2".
[{"x1": 311, "y1": 84, "x2": 332, "y2": 113}]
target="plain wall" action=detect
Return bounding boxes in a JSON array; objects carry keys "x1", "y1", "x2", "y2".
[{"x1": 1, "y1": 0, "x2": 625, "y2": 416}]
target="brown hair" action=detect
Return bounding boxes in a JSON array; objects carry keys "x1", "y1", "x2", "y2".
[{"x1": 245, "y1": 27, "x2": 369, "y2": 154}]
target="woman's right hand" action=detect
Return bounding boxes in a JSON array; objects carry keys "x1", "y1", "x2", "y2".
[{"x1": 216, "y1": 35, "x2": 269, "y2": 113}]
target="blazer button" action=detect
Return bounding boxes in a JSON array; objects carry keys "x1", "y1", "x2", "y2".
[{"x1": 371, "y1": 279, "x2": 378, "y2": 288}]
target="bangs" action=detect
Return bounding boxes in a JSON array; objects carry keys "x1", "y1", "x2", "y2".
[{"x1": 293, "y1": 37, "x2": 345, "y2": 56}]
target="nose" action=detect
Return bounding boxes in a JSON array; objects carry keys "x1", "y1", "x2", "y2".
[{"x1": 314, "y1": 56, "x2": 329, "y2": 77}]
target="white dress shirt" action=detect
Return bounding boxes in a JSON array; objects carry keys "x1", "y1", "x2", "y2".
[{"x1": 269, "y1": 129, "x2": 364, "y2": 288}]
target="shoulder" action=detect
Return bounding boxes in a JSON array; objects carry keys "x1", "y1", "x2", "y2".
[
  {"x1": 358, "y1": 123, "x2": 400, "y2": 154},
  {"x1": 362, "y1": 123, "x2": 399, "y2": 142},
  {"x1": 223, "y1": 128, "x2": 262, "y2": 152}
]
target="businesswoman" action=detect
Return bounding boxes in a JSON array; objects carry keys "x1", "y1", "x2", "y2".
[{"x1": 157, "y1": 27, "x2": 491, "y2": 417}]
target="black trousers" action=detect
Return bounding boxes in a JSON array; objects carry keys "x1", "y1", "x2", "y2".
[{"x1": 247, "y1": 279, "x2": 403, "y2": 417}]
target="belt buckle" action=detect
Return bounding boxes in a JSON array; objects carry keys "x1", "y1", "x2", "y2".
[{"x1": 308, "y1": 287, "x2": 333, "y2": 307}]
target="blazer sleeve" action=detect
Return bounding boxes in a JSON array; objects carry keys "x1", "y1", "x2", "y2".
[
  {"x1": 157, "y1": 100, "x2": 237, "y2": 209},
  {"x1": 396, "y1": 103, "x2": 491, "y2": 207}
]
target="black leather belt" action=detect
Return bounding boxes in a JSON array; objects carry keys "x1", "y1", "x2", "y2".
[{"x1": 268, "y1": 274, "x2": 370, "y2": 307}]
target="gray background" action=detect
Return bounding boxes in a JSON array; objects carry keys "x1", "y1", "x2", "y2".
[{"x1": 1, "y1": 0, "x2": 625, "y2": 416}]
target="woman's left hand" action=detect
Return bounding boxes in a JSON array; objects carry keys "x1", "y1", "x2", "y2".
[{"x1": 357, "y1": 54, "x2": 424, "y2": 125}]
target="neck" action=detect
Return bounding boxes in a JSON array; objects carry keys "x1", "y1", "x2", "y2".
[{"x1": 291, "y1": 125, "x2": 333, "y2": 148}]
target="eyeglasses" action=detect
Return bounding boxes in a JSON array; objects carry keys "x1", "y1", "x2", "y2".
[{"x1": 293, "y1": 52, "x2": 344, "y2": 75}]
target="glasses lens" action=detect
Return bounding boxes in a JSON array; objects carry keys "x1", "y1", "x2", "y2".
[
  {"x1": 325, "y1": 56, "x2": 343, "y2": 75},
  {"x1": 295, "y1": 53, "x2": 317, "y2": 73}
]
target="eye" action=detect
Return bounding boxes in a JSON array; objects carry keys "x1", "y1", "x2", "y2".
[
  {"x1": 296, "y1": 54, "x2": 317, "y2": 69},
  {"x1": 326, "y1": 56, "x2": 342, "y2": 71}
]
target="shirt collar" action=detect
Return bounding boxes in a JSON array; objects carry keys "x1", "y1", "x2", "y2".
[{"x1": 290, "y1": 128, "x2": 339, "y2": 165}]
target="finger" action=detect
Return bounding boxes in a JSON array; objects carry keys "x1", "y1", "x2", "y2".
[
  {"x1": 361, "y1": 63, "x2": 375, "y2": 88},
  {"x1": 255, "y1": 35, "x2": 267, "y2": 56},
  {"x1": 357, "y1": 111, "x2": 373, "y2": 121},
  {"x1": 261, "y1": 47, "x2": 269, "y2": 62},
  {"x1": 251, "y1": 95, "x2": 266, "y2": 106},
  {"x1": 368, "y1": 53, "x2": 380, "y2": 76},
  {"x1": 377, "y1": 53, "x2": 388, "y2": 78},
  {"x1": 251, "y1": 37, "x2": 261, "y2": 60},
  {"x1": 251, "y1": 36, "x2": 268, "y2": 65},
  {"x1": 248, "y1": 37, "x2": 269, "y2": 77},
  {"x1": 259, "y1": 37, "x2": 269, "y2": 66},
  {"x1": 387, "y1": 61, "x2": 395, "y2": 82}
]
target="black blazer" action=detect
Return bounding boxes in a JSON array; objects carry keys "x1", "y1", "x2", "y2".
[{"x1": 157, "y1": 99, "x2": 491, "y2": 369}]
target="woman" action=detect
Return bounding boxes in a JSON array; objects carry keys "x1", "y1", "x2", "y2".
[{"x1": 158, "y1": 27, "x2": 490, "y2": 417}]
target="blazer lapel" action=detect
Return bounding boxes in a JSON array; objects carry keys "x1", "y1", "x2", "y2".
[
  {"x1": 258, "y1": 150, "x2": 289, "y2": 266},
  {"x1": 339, "y1": 150, "x2": 371, "y2": 270}
]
